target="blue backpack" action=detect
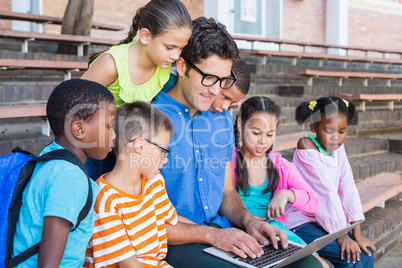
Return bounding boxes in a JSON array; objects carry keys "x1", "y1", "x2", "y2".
[{"x1": 0, "y1": 147, "x2": 92, "y2": 268}]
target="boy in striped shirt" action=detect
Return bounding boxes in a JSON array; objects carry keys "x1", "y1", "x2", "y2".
[{"x1": 84, "y1": 102, "x2": 177, "y2": 268}]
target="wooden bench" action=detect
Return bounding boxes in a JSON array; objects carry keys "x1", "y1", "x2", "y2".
[
  {"x1": 0, "y1": 29, "x2": 117, "y2": 56},
  {"x1": 0, "y1": 58, "x2": 88, "y2": 80},
  {"x1": 288, "y1": 69, "x2": 402, "y2": 87},
  {"x1": 0, "y1": 10, "x2": 124, "y2": 31},
  {"x1": 339, "y1": 93, "x2": 402, "y2": 111},
  {"x1": 0, "y1": 104, "x2": 49, "y2": 136},
  {"x1": 242, "y1": 50, "x2": 402, "y2": 70},
  {"x1": 356, "y1": 172, "x2": 402, "y2": 212},
  {"x1": 232, "y1": 35, "x2": 402, "y2": 59}
]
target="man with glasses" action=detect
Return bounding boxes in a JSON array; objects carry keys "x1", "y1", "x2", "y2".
[{"x1": 152, "y1": 17, "x2": 288, "y2": 268}]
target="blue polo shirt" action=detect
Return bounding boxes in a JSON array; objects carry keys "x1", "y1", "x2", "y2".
[{"x1": 152, "y1": 91, "x2": 234, "y2": 228}]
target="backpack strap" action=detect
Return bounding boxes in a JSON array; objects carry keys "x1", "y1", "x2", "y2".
[
  {"x1": 5, "y1": 149, "x2": 92, "y2": 268},
  {"x1": 35, "y1": 150, "x2": 92, "y2": 231}
]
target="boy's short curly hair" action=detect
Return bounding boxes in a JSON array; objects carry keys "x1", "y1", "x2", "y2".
[{"x1": 46, "y1": 79, "x2": 114, "y2": 137}]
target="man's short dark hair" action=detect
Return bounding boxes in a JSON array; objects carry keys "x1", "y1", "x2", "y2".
[
  {"x1": 46, "y1": 79, "x2": 114, "y2": 137},
  {"x1": 181, "y1": 17, "x2": 239, "y2": 68},
  {"x1": 232, "y1": 59, "x2": 250, "y2": 95}
]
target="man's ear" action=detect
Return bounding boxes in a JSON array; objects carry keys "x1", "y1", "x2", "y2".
[
  {"x1": 71, "y1": 120, "x2": 85, "y2": 140},
  {"x1": 309, "y1": 122, "x2": 316, "y2": 133},
  {"x1": 175, "y1": 57, "x2": 187, "y2": 77},
  {"x1": 138, "y1": 28, "x2": 151, "y2": 45},
  {"x1": 237, "y1": 118, "x2": 243, "y2": 134}
]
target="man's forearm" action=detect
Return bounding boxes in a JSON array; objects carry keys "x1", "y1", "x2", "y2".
[
  {"x1": 166, "y1": 221, "x2": 218, "y2": 246},
  {"x1": 219, "y1": 188, "x2": 255, "y2": 229}
]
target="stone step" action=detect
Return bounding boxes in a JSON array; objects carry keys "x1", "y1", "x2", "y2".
[
  {"x1": 357, "y1": 110, "x2": 402, "y2": 123},
  {"x1": 345, "y1": 138, "x2": 390, "y2": 158},
  {"x1": 0, "y1": 48, "x2": 88, "y2": 62},
  {"x1": 0, "y1": 133, "x2": 54, "y2": 156},
  {"x1": 374, "y1": 241, "x2": 402, "y2": 268},
  {"x1": 361, "y1": 199, "x2": 402, "y2": 261},
  {"x1": 248, "y1": 83, "x2": 402, "y2": 102},
  {"x1": 0, "y1": 38, "x2": 109, "y2": 59},
  {"x1": 243, "y1": 54, "x2": 402, "y2": 74},
  {"x1": 0, "y1": 117, "x2": 46, "y2": 139},
  {"x1": 349, "y1": 152, "x2": 402, "y2": 182},
  {"x1": 272, "y1": 136, "x2": 390, "y2": 160},
  {"x1": 357, "y1": 173, "x2": 402, "y2": 213},
  {"x1": 0, "y1": 81, "x2": 61, "y2": 105},
  {"x1": 389, "y1": 138, "x2": 402, "y2": 154}
]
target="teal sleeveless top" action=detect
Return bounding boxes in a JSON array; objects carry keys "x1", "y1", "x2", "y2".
[{"x1": 238, "y1": 177, "x2": 307, "y2": 245}]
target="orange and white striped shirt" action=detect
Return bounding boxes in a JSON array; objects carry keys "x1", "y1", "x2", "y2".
[{"x1": 84, "y1": 173, "x2": 178, "y2": 268}]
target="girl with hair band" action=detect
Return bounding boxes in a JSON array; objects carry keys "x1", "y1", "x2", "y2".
[
  {"x1": 82, "y1": 0, "x2": 192, "y2": 179},
  {"x1": 233, "y1": 96, "x2": 328, "y2": 268},
  {"x1": 287, "y1": 96, "x2": 376, "y2": 268}
]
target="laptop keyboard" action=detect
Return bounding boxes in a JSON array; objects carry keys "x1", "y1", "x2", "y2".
[{"x1": 233, "y1": 241, "x2": 303, "y2": 268}]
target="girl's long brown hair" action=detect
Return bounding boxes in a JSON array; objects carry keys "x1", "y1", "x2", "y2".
[{"x1": 234, "y1": 96, "x2": 281, "y2": 195}]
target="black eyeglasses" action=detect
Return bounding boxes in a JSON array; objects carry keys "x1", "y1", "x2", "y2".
[
  {"x1": 183, "y1": 58, "x2": 237, "y2": 89},
  {"x1": 127, "y1": 138, "x2": 170, "y2": 159}
]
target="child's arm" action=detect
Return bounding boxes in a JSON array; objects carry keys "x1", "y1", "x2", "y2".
[
  {"x1": 266, "y1": 154, "x2": 320, "y2": 220},
  {"x1": 117, "y1": 255, "x2": 145, "y2": 268},
  {"x1": 266, "y1": 190, "x2": 294, "y2": 220},
  {"x1": 38, "y1": 216, "x2": 71, "y2": 267},
  {"x1": 351, "y1": 222, "x2": 376, "y2": 257},
  {"x1": 81, "y1": 54, "x2": 118, "y2": 87},
  {"x1": 337, "y1": 147, "x2": 365, "y2": 224},
  {"x1": 278, "y1": 157, "x2": 321, "y2": 214}
]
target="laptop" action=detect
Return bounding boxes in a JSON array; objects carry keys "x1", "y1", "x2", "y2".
[{"x1": 203, "y1": 221, "x2": 363, "y2": 268}]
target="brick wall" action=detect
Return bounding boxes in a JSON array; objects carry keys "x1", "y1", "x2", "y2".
[
  {"x1": 0, "y1": 0, "x2": 11, "y2": 28},
  {"x1": 349, "y1": 6, "x2": 402, "y2": 52},
  {"x1": 282, "y1": 0, "x2": 326, "y2": 44},
  {"x1": 44, "y1": 0, "x2": 203, "y2": 39}
]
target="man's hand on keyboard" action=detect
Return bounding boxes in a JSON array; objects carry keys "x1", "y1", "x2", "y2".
[
  {"x1": 209, "y1": 227, "x2": 264, "y2": 259},
  {"x1": 245, "y1": 218, "x2": 289, "y2": 251}
]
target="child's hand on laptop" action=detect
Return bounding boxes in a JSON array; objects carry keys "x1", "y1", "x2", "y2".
[{"x1": 266, "y1": 190, "x2": 295, "y2": 220}]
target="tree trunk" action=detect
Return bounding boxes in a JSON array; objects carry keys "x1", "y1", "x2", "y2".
[{"x1": 58, "y1": 0, "x2": 94, "y2": 54}]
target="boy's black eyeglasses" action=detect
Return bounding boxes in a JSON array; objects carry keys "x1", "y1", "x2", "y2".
[
  {"x1": 183, "y1": 58, "x2": 237, "y2": 89},
  {"x1": 127, "y1": 138, "x2": 170, "y2": 159}
]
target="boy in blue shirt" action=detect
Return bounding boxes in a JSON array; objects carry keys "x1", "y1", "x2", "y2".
[
  {"x1": 209, "y1": 59, "x2": 250, "y2": 114},
  {"x1": 12, "y1": 79, "x2": 116, "y2": 267}
]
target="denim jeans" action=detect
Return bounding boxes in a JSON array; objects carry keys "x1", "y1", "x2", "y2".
[
  {"x1": 84, "y1": 152, "x2": 116, "y2": 180},
  {"x1": 292, "y1": 222, "x2": 374, "y2": 268}
]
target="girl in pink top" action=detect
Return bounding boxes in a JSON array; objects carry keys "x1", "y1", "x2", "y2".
[
  {"x1": 288, "y1": 96, "x2": 376, "y2": 268},
  {"x1": 233, "y1": 97, "x2": 326, "y2": 268}
]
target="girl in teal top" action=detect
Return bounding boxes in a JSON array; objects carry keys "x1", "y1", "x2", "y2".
[
  {"x1": 82, "y1": 0, "x2": 192, "y2": 180},
  {"x1": 237, "y1": 177, "x2": 307, "y2": 246},
  {"x1": 233, "y1": 97, "x2": 327, "y2": 268},
  {"x1": 82, "y1": 0, "x2": 192, "y2": 107}
]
